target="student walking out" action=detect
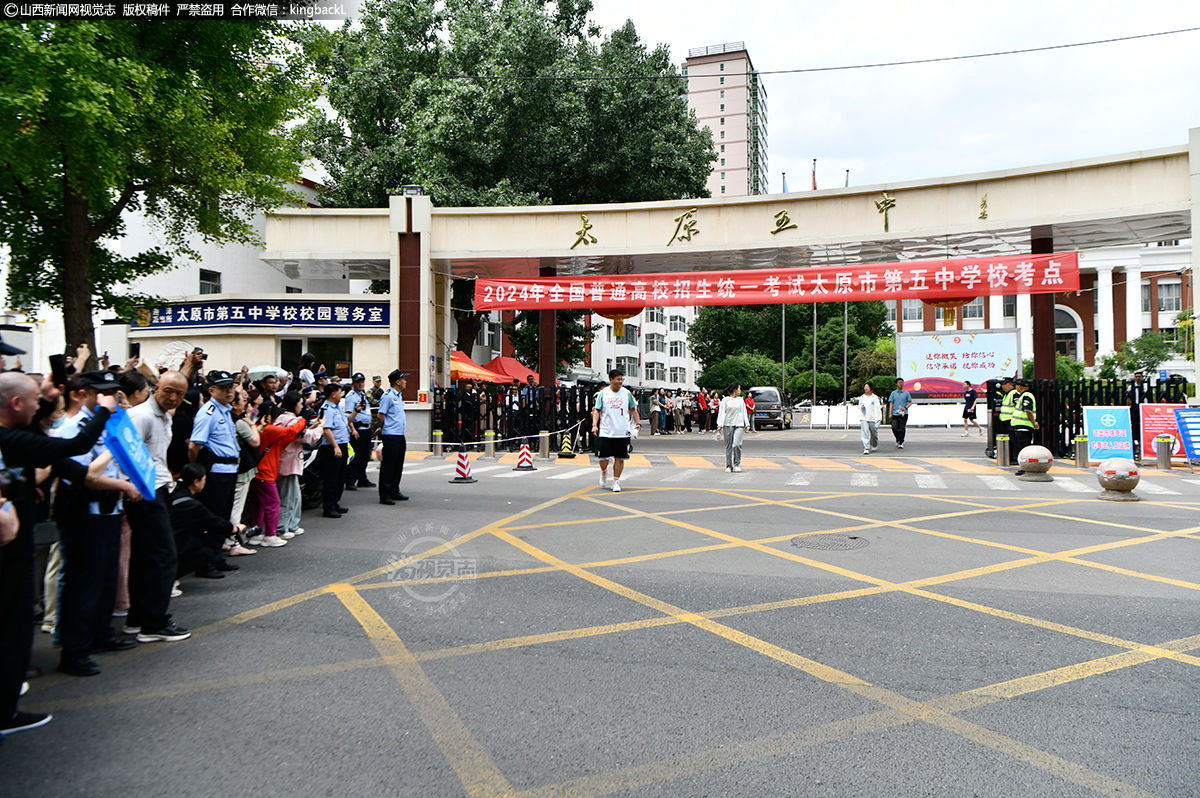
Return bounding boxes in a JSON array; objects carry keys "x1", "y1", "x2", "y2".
[
  {"x1": 961, "y1": 381, "x2": 982, "y2": 436},
  {"x1": 591, "y1": 369, "x2": 639, "y2": 492},
  {"x1": 887, "y1": 378, "x2": 913, "y2": 449},
  {"x1": 859, "y1": 382, "x2": 881, "y2": 455},
  {"x1": 716, "y1": 383, "x2": 750, "y2": 472}
]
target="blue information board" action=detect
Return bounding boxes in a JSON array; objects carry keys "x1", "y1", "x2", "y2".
[
  {"x1": 1171, "y1": 408, "x2": 1200, "y2": 467},
  {"x1": 1081, "y1": 406, "x2": 1134, "y2": 463},
  {"x1": 104, "y1": 409, "x2": 157, "y2": 501}
]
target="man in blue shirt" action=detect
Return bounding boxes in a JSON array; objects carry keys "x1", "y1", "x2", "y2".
[
  {"x1": 320, "y1": 382, "x2": 356, "y2": 518},
  {"x1": 342, "y1": 373, "x2": 375, "y2": 491},
  {"x1": 887, "y1": 378, "x2": 914, "y2": 449},
  {"x1": 376, "y1": 370, "x2": 408, "y2": 505},
  {"x1": 188, "y1": 370, "x2": 240, "y2": 575}
]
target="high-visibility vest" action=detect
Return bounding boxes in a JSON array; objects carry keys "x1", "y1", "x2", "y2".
[
  {"x1": 999, "y1": 389, "x2": 1017, "y2": 423},
  {"x1": 1010, "y1": 392, "x2": 1036, "y2": 429}
]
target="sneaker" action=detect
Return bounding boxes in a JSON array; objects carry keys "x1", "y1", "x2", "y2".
[
  {"x1": 247, "y1": 535, "x2": 267, "y2": 546},
  {"x1": 898, "y1": 443, "x2": 904, "y2": 449},
  {"x1": 864, "y1": 449, "x2": 870, "y2": 455},
  {"x1": 40, "y1": 623, "x2": 54, "y2": 634},
  {"x1": 724, "y1": 466, "x2": 732, "y2": 473},
  {"x1": 0, "y1": 711, "x2": 52, "y2": 735},
  {"x1": 112, "y1": 608, "x2": 128, "y2": 617},
  {"x1": 280, "y1": 531, "x2": 296, "y2": 540},
  {"x1": 599, "y1": 472, "x2": 608, "y2": 488},
  {"x1": 259, "y1": 535, "x2": 287, "y2": 547},
  {"x1": 733, "y1": 466, "x2": 742, "y2": 473},
  {"x1": 171, "y1": 582, "x2": 183, "y2": 598},
  {"x1": 978, "y1": 429, "x2": 983, "y2": 436},
  {"x1": 228, "y1": 544, "x2": 257, "y2": 556},
  {"x1": 122, "y1": 624, "x2": 140, "y2": 635},
  {"x1": 961, "y1": 433, "x2": 970, "y2": 437},
  {"x1": 292, "y1": 527, "x2": 305, "y2": 536},
  {"x1": 611, "y1": 479, "x2": 621, "y2": 492},
  {"x1": 137, "y1": 623, "x2": 191, "y2": 643}
]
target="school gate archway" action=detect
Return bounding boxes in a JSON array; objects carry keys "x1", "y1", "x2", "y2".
[{"x1": 262, "y1": 129, "x2": 1199, "y2": 439}]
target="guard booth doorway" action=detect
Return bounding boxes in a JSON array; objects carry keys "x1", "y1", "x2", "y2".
[{"x1": 280, "y1": 337, "x2": 354, "y2": 379}]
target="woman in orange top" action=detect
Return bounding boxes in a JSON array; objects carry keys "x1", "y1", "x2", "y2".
[{"x1": 245, "y1": 405, "x2": 308, "y2": 548}]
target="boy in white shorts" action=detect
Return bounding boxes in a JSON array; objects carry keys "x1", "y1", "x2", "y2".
[{"x1": 591, "y1": 368, "x2": 640, "y2": 492}]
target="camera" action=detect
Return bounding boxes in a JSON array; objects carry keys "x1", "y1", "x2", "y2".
[
  {"x1": 234, "y1": 524, "x2": 261, "y2": 546},
  {"x1": 193, "y1": 347, "x2": 208, "y2": 361}
]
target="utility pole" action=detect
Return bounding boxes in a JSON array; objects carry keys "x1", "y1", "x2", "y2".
[{"x1": 843, "y1": 302, "x2": 849, "y2": 405}]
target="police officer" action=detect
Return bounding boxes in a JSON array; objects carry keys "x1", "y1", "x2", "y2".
[
  {"x1": 188, "y1": 370, "x2": 240, "y2": 576},
  {"x1": 1010, "y1": 378, "x2": 1039, "y2": 475},
  {"x1": 342, "y1": 373, "x2": 375, "y2": 491},
  {"x1": 996, "y1": 377, "x2": 1017, "y2": 463},
  {"x1": 57, "y1": 371, "x2": 144, "y2": 677},
  {"x1": 377, "y1": 370, "x2": 409, "y2": 505},
  {"x1": 319, "y1": 382, "x2": 356, "y2": 518}
]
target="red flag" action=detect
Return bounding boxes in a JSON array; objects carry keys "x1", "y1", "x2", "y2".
[{"x1": 812, "y1": 159, "x2": 817, "y2": 191}]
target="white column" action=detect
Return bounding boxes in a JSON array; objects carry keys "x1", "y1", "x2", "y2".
[
  {"x1": 1016, "y1": 293, "x2": 1033, "y2": 363},
  {"x1": 1124, "y1": 264, "x2": 1143, "y2": 346},
  {"x1": 988, "y1": 295, "x2": 1004, "y2": 330},
  {"x1": 1095, "y1": 265, "x2": 1115, "y2": 357}
]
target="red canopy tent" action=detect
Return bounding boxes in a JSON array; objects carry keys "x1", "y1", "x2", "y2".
[{"x1": 484, "y1": 356, "x2": 538, "y2": 383}]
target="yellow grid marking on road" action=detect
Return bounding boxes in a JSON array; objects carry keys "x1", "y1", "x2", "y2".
[
  {"x1": 331, "y1": 584, "x2": 513, "y2": 798},
  {"x1": 445, "y1": 451, "x2": 486, "y2": 460},
  {"x1": 854, "y1": 457, "x2": 926, "y2": 471},
  {"x1": 788, "y1": 456, "x2": 853, "y2": 470},
  {"x1": 624, "y1": 454, "x2": 652, "y2": 467},
  {"x1": 920, "y1": 457, "x2": 1006, "y2": 473},
  {"x1": 404, "y1": 451, "x2": 432, "y2": 461},
  {"x1": 667, "y1": 455, "x2": 717, "y2": 468},
  {"x1": 737, "y1": 456, "x2": 784, "y2": 469}
]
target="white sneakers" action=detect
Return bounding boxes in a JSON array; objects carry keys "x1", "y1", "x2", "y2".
[
  {"x1": 864, "y1": 449, "x2": 870, "y2": 455},
  {"x1": 280, "y1": 531, "x2": 296, "y2": 540},
  {"x1": 732, "y1": 466, "x2": 742, "y2": 473},
  {"x1": 599, "y1": 472, "x2": 608, "y2": 488},
  {"x1": 611, "y1": 479, "x2": 621, "y2": 492},
  {"x1": 292, "y1": 527, "x2": 305, "y2": 535},
  {"x1": 248, "y1": 534, "x2": 287, "y2": 547},
  {"x1": 724, "y1": 466, "x2": 732, "y2": 473}
]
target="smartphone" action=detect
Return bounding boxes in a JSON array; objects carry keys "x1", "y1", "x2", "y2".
[{"x1": 49, "y1": 354, "x2": 67, "y2": 387}]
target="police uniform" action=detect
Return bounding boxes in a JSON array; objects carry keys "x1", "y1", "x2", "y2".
[
  {"x1": 1010, "y1": 380, "x2": 1037, "y2": 467},
  {"x1": 189, "y1": 371, "x2": 239, "y2": 574},
  {"x1": 377, "y1": 370, "x2": 409, "y2": 504},
  {"x1": 343, "y1": 374, "x2": 374, "y2": 489},
  {"x1": 997, "y1": 383, "x2": 1017, "y2": 463},
  {"x1": 319, "y1": 394, "x2": 351, "y2": 515}
]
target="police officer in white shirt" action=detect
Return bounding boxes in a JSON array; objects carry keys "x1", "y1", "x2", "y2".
[{"x1": 342, "y1": 373, "x2": 375, "y2": 491}]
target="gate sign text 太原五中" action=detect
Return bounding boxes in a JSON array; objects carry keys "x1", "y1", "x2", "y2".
[
  {"x1": 1081, "y1": 406, "x2": 1134, "y2": 464},
  {"x1": 473, "y1": 252, "x2": 1079, "y2": 310}
]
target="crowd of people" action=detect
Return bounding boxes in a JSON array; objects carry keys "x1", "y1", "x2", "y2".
[{"x1": 0, "y1": 344, "x2": 410, "y2": 738}]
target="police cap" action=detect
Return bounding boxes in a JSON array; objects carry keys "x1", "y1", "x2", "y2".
[
  {"x1": 1014, "y1": 378, "x2": 1031, "y2": 387},
  {"x1": 388, "y1": 369, "x2": 409, "y2": 384},
  {"x1": 206, "y1": 370, "x2": 235, "y2": 386},
  {"x1": 352, "y1": 372, "x2": 365, "y2": 383},
  {"x1": 79, "y1": 370, "x2": 121, "y2": 392}
]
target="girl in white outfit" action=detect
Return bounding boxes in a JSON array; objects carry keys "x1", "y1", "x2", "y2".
[
  {"x1": 716, "y1": 383, "x2": 750, "y2": 472},
  {"x1": 859, "y1": 382, "x2": 882, "y2": 455}
]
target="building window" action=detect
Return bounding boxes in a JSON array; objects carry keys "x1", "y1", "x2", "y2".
[
  {"x1": 720, "y1": 118, "x2": 724, "y2": 125},
  {"x1": 720, "y1": 104, "x2": 725, "y2": 112},
  {"x1": 1093, "y1": 289, "x2": 1098, "y2": 315},
  {"x1": 285, "y1": 286, "x2": 302, "y2": 294},
  {"x1": 1159, "y1": 281, "x2": 1182, "y2": 312},
  {"x1": 616, "y1": 356, "x2": 639, "y2": 378},
  {"x1": 720, "y1": 131, "x2": 724, "y2": 138},
  {"x1": 645, "y1": 362, "x2": 665, "y2": 381},
  {"x1": 1003, "y1": 295, "x2": 1016, "y2": 318},
  {"x1": 720, "y1": 158, "x2": 725, "y2": 166},
  {"x1": 885, "y1": 300, "x2": 896, "y2": 322},
  {"x1": 669, "y1": 340, "x2": 686, "y2": 358},
  {"x1": 1161, "y1": 327, "x2": 1181, "y2": 346},
  {"x1": 962, "y1": 297, "x2": 985, "y2": 319},
  {"x1": 1141, "y1": 282, "x2": 1151, "y2": 313},
  {"x1": 720, "y1": 172, "x2": 725, "y2": 179},
  {"x1": 720, "y1": 76, "x2": 724, "y2": 85},
  {"x1": 606, "y1": 326, "x2": 612, "y2": 342},
  {"x1": 902, "y1": 299, "x2": 923, "y2": 321},
  {"x1": 1157, "y1": 240, "x2": 1180, "y2": 246},
  {"x1": 475, "y1": 323, "x2": 487, "y2": 347},
  {"x1": 615, "y1": 324, "x2": 638, "y2": 346},
  {"x1": 720, "y1": 63, "x2": 725, "y2": 71},
  {"x1": 721, "y1": 186, "x2": 725, "y2": 193},
  {"x1": 669, "y1": 315, "x2": 687, "y2": 332},
  {"x1": 646, "y1": 332, "x2": 666, "y2": 353},
  {"x1": 669, "y1": 367, "x2": 687, "y2": 384},
  {"x1": 720, "y1": 90, "x2": 724, "y2": 98},
  {"x1": 606, "y1": 358, "x2": 613, "y2": 375},
  {"x1": 645, "y1": 307, "x2": 665, "y2": 324},
  {"x1": 199, "y1": 269, "x2": 222, "y2": 295}
]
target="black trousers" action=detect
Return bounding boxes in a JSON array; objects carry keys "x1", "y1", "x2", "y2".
[
  {"x1": 320, "y1": 445, "x2": 347, "y2": 510},
  {"x1": 347, "y1": 429, "x2": 372, "y2": 485},
  {"x1": 196, "y1": 470, "x2": 236, "y2": 571},
  {"x1": 1011, "y1": 427, "x2": 1034, "y2": 464},
  {"x1": 379, "y1": 434, "x2": 407, "y2": 499},
  {"x1": 124, "y1": 486, "x2": 177, "y2": 633},
  {"x1": 890, "y1": 413, "x2": 909, "y2": 444},
  {"x1": 0, "y1": 550, "x2": 35, "y2": 723},
  {"x1": 59, "y1": 514, "x2": 122, "y2": 659}
]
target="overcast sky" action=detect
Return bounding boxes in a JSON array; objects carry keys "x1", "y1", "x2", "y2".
[{"x1": 587, "y1": 0, "x2": 1200, "y2": 193}]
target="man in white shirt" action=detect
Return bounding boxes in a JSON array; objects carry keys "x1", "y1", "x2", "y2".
[{"x1": 590, "y1": 369, "x2": 640, "y2": 493}]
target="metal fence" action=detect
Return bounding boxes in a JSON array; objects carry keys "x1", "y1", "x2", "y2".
[
  {"x1": 984, "y1": 377, "x2": 1189, "y2": 458},
  {"x1": 432, "y1": 385, "x2": 599, "y2": 451}
]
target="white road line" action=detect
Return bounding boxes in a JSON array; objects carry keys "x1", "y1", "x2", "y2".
[
  {"x1": 615, "y1": 468, "x2": 648, "y2": 482},
  {"x1": 401, "y1": 464, "x2": 455, "y2": 476},
  {"x1": 466, "y1": 465, "x2": 506, "y2": 475},
  {"x1": 662, "y1": 469, "x2": 705, "y2": 483},
  {"x1": 547, "y1": 468, "x2": 596, "y2": 480},
  {"x1": 1053, "y1": 477, "x2": 1094, "y2": 493},
  {"x1": 492, "y1": 467, "x2": 553, "y2": 478},
  {"x1": 723, "y1": 472, "x2": 754, "y2": 483},
  {"x1": 1182, "y1": 479, "x2": 1200, "y2": 487},
  {"x1": 914, "y1": 474, "x2": 947, "y2": 489},
  {"x1": 850, "y1": 473, "x2": 878, "y2": 487},
  {"x1": 1134, "y1": 480, "x2": 1180, "y2": 495},
  {"x1": 977, "y1": 474, "x2": 1018, "y2": 491},
  {"x1": 786, "y1": 472, "x2": 815, "y2": 486}
]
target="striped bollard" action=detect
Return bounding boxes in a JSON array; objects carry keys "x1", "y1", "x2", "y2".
[
  {"x1": 449, "y1": 449, "x2": 477, "y2": 483},
  {"x1": 513, "y1": 443, "x2": 537, "y2": 471}
]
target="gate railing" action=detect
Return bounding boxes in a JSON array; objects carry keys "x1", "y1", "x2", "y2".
[{"x1": 432, "y1": 385, "x2": 599, "y2": 452}]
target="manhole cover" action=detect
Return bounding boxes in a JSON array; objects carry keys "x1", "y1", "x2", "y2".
[{"x1": 791, "y1": 534, "x2": 869, "y2": 551}]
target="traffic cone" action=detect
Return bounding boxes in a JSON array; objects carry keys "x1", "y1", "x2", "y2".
[
  {"x1": 557, "y1": 431, "x2": 576, "y2": 459},
  {"x1": 449, "y1": 449, "x2": 477, "y2": 483},
  {"x1": 513, "y1": 443, "x2": 537, "y2": 471}
]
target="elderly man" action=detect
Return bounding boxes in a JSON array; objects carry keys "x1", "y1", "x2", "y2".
[{"x1": 125, "y1": 372, "x2": 191, "y2": 643}]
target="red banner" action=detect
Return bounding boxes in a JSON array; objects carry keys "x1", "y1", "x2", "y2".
[{"x1": 474, "y1": 252, "x2": 1079, "y2": 310}]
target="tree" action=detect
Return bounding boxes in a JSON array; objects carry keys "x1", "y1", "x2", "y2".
[
  {"x1": 303, "y1": 0, "x2": 714, "y2": 369},
  {"x1": 500, "y1": 310, "x2": 600, "y2": 374},
  {"x1": 696, "y1": 353, "x2": 780, "y2": 391},
  {"x1": 785, "y1": 370, "x2": 842, "y2": 405},
  {"x1": 0, "y1": 20, "x2": 316, "y2": 358},
  {"x1": 1021, "y1": 355, "x2": 1086, "y2": 381}
]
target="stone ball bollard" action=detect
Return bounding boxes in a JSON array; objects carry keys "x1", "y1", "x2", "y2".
[
  {"x1": 1096, "y1": 458, "x2": 1140, "y2": 502},
  {"x1": 1017, "y1": 445, "x2": 1054, "y2": 482}
]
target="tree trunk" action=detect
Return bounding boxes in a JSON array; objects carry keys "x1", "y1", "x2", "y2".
[
  {"x1": 453, "y1": 310, "x2": 484, "y2": 356},
  {"x1": 62, "y1": 182, "x2": 98, "y2": 370}
]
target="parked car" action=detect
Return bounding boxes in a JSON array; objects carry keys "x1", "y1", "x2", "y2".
[{"x1": 748, "y1": 386, "x2": 792, "y2": 429}]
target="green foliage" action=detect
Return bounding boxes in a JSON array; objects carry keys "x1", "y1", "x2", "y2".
[
  {"x1": 304, "y1": 0, "x2": 714, "y2": 209},
  {"x1": 848, "y1": 347, "x2": 895, "y2": 395},
  {"x1": 1096, "y1": 352, "x2": 1120, "y2": 380},
  {"x1": 688, "y1": 301, "x2": 891, "y2": 372},
  {"x1": 500, "y1": 309, "x2": 600, "y2": 374},
  {"x1": 1120, "y1": 331, "x2": 1173, "y2": 374},
  {"x1": 785, "y1": 370, "x2": 842, "y2": 405},
  {"x1": 1175, "y1": 308, "x2": 1194, "y2": 361},
  {"x1": 873, "y1": 336, "x2": 896, "y2": 354},
  {"x1": 696, "y1": 353, "x2": 780, "y2": 392},
  {"x1": 1022, "y1": 355, "x2": 1086, "y2": 381},
  {"x1": 0, "y1": 19, "x2": 317, "y2": 352}
]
